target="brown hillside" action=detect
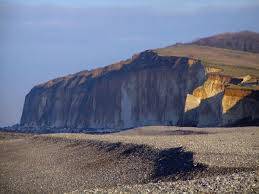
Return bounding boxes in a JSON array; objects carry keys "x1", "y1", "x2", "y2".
[{"x1": 191, "y1": 31, "x2": 259, "y2": 53}]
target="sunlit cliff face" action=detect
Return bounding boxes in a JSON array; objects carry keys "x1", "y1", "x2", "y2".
[{"x1": 222, "y1": 88, "x2": 252, "y2": 114}]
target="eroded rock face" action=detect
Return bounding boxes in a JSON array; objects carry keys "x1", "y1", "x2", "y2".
[
  {"x1": 20, "y1": 51, "x2": 206, "y2": 130},
  {"x1": 183, "y1": 74, "x2": 259, "y2": 127},
  {"x1": 222, "y1": 88, "x2": 259, "y2": 126},
  {"x1": 20, "y1": 50, "x2": 259, "y2": 131}
]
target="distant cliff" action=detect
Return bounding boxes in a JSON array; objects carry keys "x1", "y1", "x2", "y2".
[
  {"x1": 191, "y1": 31, "x2": 259, "y2": 53},
  {"x1": 20, "y1": 49, "x2": 259, "y2": 131}
]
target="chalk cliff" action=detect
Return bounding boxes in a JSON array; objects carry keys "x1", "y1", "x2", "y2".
[
  {"x1": 183, "y1": 74, "x2": 259, "y2": 127},
  {"x1": 21, "y1": 51, "x2": 205, "y2": 130},
  {"x1": 20, "y1": 49, "x2": 259, "y2": 131}
]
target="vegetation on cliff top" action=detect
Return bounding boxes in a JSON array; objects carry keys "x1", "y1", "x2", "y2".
[
  {"x1": 191, "y1": 31, "x2": 259, "y2": 53},
  {"x1": 155, "y1": 44, "x2": 259, "y2": 79}
]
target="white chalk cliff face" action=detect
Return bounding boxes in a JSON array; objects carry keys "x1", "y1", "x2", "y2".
[{"x1": 20, "y1": 50, "x2": 259, "y2": 131}]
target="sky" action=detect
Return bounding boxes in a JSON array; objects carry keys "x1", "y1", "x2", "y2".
[{"x1": 0, "y1": 0, "x2": 259, "y2": 127}]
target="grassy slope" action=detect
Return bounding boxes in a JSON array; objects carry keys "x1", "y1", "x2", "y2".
[{"x1": 155, "y1": 44, "x2": 259, "y2": 78}]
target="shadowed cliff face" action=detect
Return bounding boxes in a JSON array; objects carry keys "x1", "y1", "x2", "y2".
[
  {"x1": 20, "y1": 51, "x2": 206, "y2": 130},
  {"x1": 20, "y1": 50, "x2": 259, "y2": 131}
]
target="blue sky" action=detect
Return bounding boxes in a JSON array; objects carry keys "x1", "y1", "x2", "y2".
[
  {"x1": 0, "y1": 0, "x2": 259, "y2": 126},
  {"x1": 2, "y1": 0, "x2": 259, "y2": 7}
]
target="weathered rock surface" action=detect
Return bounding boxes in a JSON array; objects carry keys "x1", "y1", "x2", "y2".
[
  {"x1": 20, "y1": 50, "x2": 259, "y2": 131},
  {"x1": 183, "y1": 74, "x2": 259, "y2": 127}
]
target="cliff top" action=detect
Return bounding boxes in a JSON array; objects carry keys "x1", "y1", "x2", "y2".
[
  {"x1": 156, "y1": 44, "x2": 259, "y2": 78},
  {"x1": 36, "y1": 50, "x2": 196, "y2": 89},
  {"x1": 36, "y1": 32, "x2": 259, "y2": 89}
]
